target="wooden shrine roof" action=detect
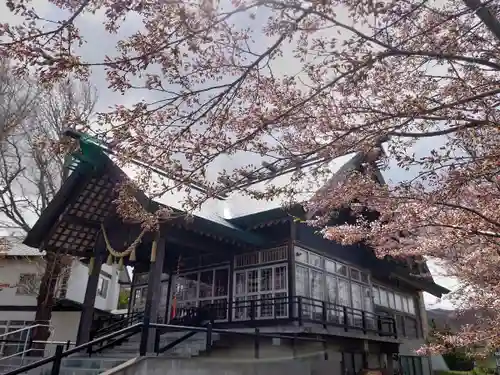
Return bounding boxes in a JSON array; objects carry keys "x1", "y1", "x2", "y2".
[{"x1": 23, "y1": 140, "x2": 265, "y2": 257}]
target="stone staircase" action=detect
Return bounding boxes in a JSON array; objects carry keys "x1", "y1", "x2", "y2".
[
  {"x1": 0, "y1": 356, "x2": 126, "y2": 375},
  {"x1": 0, "y1": 330, "x2": 220, "y2": 375}
]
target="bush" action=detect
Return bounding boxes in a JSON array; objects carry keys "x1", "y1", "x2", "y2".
[
  {"x1": 434, "y1": 371, "x2": 472, "y2": 375},
  {"x1": 443, "y1": 352, "x2": 475, "y2": 371},
  {"x1": 472, "y1": 367, "x2": 496, "y2": 375}
]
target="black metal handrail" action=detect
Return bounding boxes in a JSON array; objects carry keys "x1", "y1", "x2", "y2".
[
  {"x1": 150, "y1": 322, "x2": 327, "y2": 359},
  {"x1": 4, "y1": 324, "x2": 142, "y2": 375},
  {"x1": 180, "y1": 295, "x2": 397, "y2": 337},
  {"x1": 91, "y1": 310, "x2": 144, "y2": 339},
  {"x1": 4, "y1": 320, "x2": 328, "y2": 375}
]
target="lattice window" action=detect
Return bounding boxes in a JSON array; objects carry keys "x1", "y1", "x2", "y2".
[
  {"x1": 46, "y1": 175, "x2": 115, "y2": 254},
  {"x1": 260, "y1": 246, "x2": 288, "y2": 263},
  {"x1": 47, "y1": 222, "x2": 99, "y2": 253},
  {"x1": 235, "y1": 252, "x2": 259, "y2": 268},
  {"x1": 67, "y1": 175, "x2": 114, "y2": 222},
  {"x1": 235, "y1": 246, "x2": 288, "y2": 268}
]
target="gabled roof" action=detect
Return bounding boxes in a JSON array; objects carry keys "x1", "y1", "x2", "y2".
[
  {"x1": 21, "y1": 131, "x2": 449, "y2": 296},
  {"x1": 48, "y1": 130, "x2": 368, "y2": 244}
]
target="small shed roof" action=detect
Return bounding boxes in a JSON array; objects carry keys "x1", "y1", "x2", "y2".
[{"x1": 0, "y1": 236, "x2": 44, "y2": 257}]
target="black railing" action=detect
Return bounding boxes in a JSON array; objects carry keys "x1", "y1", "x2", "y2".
[
  {"x1": 4, "y1": 321, "x2": 327, "y2": 375},
  {"x1": 176, "y1": 296, "x2": 397, "y2": 337},
  {"x1": 4, "y1": 324, "x2": 143, "y2": 375},
  {"x1": 91, "y1": 310, "x2": 144, "y2": 340},
  {"x1": 150, "y1": 322, "x2": 327, "y2": 359}
]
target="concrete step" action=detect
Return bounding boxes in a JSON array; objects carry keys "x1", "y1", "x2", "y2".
[{"x1": 0, "y1": 355, "x2": 130, "y2": 375}]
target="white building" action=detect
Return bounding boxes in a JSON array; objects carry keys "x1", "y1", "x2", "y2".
[{"x1": 0, "y1": 237, "x2": 130, "y2": 356}]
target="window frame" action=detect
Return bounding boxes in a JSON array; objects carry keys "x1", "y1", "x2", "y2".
[
  {"x1": 16, "y1": 273, "x2": 39, "y2": 296},
  {"x1": 233, "y1": 263, "x2": 288, "y2": 320},
  {"x1": 372, "y1": 284, "x2": 418, "y2": 316},
  {"x1": 97, "y1": 277, "x2": 109, "y2": 298},
  {"x1": 294, "y1": 245, "x2": 373, "y2": 312}
]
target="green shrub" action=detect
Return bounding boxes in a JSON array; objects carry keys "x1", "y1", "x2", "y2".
[
  {"x1": 443, "y1": 352, "x2": 475, "y2": 371},
  {"x1": 434, "y1": 370, "x2": 472, "y2": 375},
  {"x1": 472, "y1": 367, "x2": 496, "y2": 375}
]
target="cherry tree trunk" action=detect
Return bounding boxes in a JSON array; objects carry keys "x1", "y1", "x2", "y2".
[{"x1": 29, "y1": 252, "x2": 63, "y2": 356}]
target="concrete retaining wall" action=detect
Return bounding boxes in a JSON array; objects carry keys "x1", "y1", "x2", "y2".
[{"x1": 103, "y1": 356, "x2": 339, "y2": 375}]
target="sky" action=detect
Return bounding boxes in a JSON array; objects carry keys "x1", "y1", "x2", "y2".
[{"x1": 0, "y1": 0, "x2": 460, "y2": 309}]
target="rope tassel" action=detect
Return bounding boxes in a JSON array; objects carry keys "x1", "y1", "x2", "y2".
[
  {"x1": 101, "y1": 223, "x2": 146, "y2": 266},
  {"x1": 88, "y1": 257, "x2": 95, "y2": 275},
  {"x1": 118, "y1": 257, "x2": 124, "y2": 271},
  {"x1": 129, "y1": 247, "x2": 136, "y2": 262}
]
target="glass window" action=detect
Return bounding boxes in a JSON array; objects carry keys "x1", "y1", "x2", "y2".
[
  {"x1": 395, "y1": 294, "x2": 403, "y2": 311},
  {"x1": 380, "y1": 288, "x2": 389, "y2": 307},
  {"x1": 388, "y1": 291, "x2": 395, "y2": 309},
  {"x1": 360, "y1": 272, "x2": 369, "y2": 284},
  {"x1": 325, "y1": 260, "x2": 336, "y2": 274},
  {"x1": 214, "y1": 269, "x2": 229, "y2": 297},
  {"x1": 308, "y1": 253, "x2": 322, "y2": 268},
  {"x1": 97, "y1": 277, "x2": 109, "y2": 298},
  {"x1": 363, "y1": 286, "x2": 372, "y2": 312},
  {"x1": 337, "y1": 264, "x2": 348, "y2": 277},
  {"x1": 179, "y1": 274, "x2": 198, "y2": 300},
  {"x1": 310, "y1": 270, "x2": 323, "y2": 300},
  {"x1": 235, "y1": 272, "x2": 245, "y2": 295},
  {"x1": 325, "y1": 275, "x2": 337, "y2": 304},
  {"x1": 260, "y1": 268, "x2": 272, "y2": 292},
  {"x1": 408, "y1": 297, "x2": 416, "y2": 315},
  {"x1": 295, "y1": 266, "x2": 309, "y2": 297},
  {"x1": 275, "y1": 291, "x2": 288, "y2": 317},
  {"x1": 350, "y1": 268, "x2": 360, "y2": 281},
  {"x1": 372, "y1": 286, "x2": 380, "y2": 305},
  {"x1": 294, "y1": 247, "x2": 308, "y2": 263},
  {"x1": 17, "y1": 274, "x2": 39, "y2": 296},
  {"x1": 199, "y1": 270, "x2": 214, "y2": 298},
  {"x1": 338, "y1": 279, "x2": 351, "y2": 307},
  {"x1": 247, "y1": 270, "x2": 259, "y2": 293},
  {"x1": 351, "y1": 283, "x2": 362, "y2": 310},
  {"x1": 402, "y1": 296, "x2": 409, "y2": 313},
  {"x1": 274, "y1": 266, "x2": 287, "y2": 290}
]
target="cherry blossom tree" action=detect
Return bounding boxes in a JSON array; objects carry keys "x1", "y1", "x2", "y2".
[{"x1": 1, "y1": 0, "x2": 500, "y2": 353}]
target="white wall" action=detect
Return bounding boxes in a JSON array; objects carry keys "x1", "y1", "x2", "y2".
[
  {"x1": 60, "y1": 261, "x2": 120, "y2": 311},
  {"x1": 0, "y1": 257, "x2": 120, "y2": 312},
  {"x1": 0, "y1": 258, "x2": 42, "y2": 307},
  {"x1": 50, "y1": 311, "x2": 81, "y2": 343}
]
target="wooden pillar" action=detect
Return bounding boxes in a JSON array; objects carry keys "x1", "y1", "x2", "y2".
[
  {"x1": 76, "y1": 246, "x2": 104, "y2": 345},
  {"x1": 127, "y1": 272, "x2": 137, "y2": 316},
  {"x1": 228, "y1": 253, "x2": 235, "y2": 323},
  {"x1": 163, "y1": 268, "x2": 173, "y2": 324},
  {"x1": 140, "y1": 231, "x2": 166, "y2": 355},
  {"x1": 288, "y1": 219, "x2": 297, "y2": 319}
]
